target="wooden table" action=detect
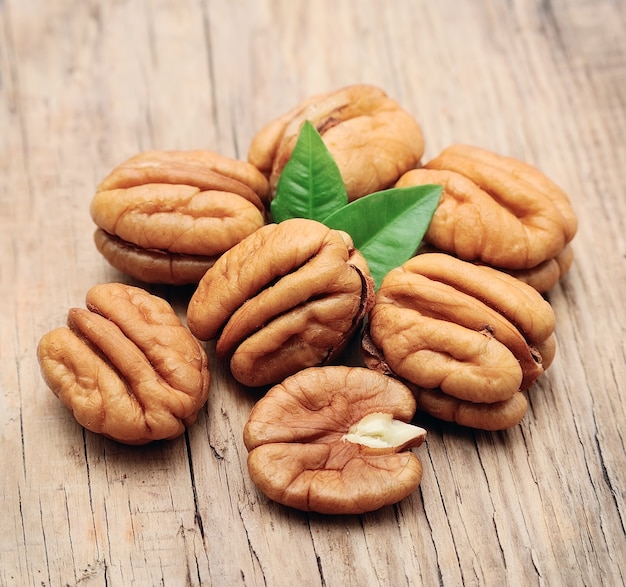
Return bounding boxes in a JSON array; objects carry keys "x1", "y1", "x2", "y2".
[{"x1": 2, "y1": 1, "x2": 625, "y2": 585}]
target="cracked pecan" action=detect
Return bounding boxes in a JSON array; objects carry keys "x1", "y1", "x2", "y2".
[{"x1": 243, "y1": 366, "x2": 426, "y2": 514}]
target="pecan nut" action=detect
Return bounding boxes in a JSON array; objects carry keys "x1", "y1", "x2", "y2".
[
  {"x1": 91, "y1": 150, "x2": 270, "y2": 284},
  {"x1": 363, "y1": 253, "x2": 556, "y2": 430},
  {"x1": 243, "y1": 366, "x2": 427, "y2": 514},
  {"x1": 37, "y1": 283, "x2": 210, "y2": 444},
  {"x1": 248, "y1": 84, "x2": 425, "y2": 202},
  {"x1": 187, "y1": 218, "x2": 375, "y2": 387},
  {"x1": 395, "y1": 144, "x2": 578, "y2": 278}
]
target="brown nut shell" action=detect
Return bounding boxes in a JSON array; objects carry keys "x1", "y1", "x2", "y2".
[
  {"x1": 91, "y1": 150, "x2": 269, "y2": 284},
  {"x1": 364, "y1": 253, "x2": 556, "y2": 430},
  {"x1": 243, "y1": 366, "x2": 426, "y2": 514},
  {"x1": 248, "y1": 84, "x2": 425, "y2": 202},
  {"x1": 37, "y1": 283, "x2": 210, "y2": 444},
  {"x1": 187, "y1": 218, "x2": 374, "y2": 387},
  {"x1": 395, "y1": 144, "x2": 577, "y2": 270}
]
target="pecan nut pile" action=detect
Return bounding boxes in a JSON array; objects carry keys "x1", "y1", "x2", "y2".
[
  {"x1": 35, "y1": 80, "x2": 580, "y2": 522},
  {"x1": 37, "y1": 283, "x2": 210, "y2": 444},
  {"x1": 248, "y1": 84, "x2": 425, "y2": 202},
  {"x1": 187, "y1": 218, "x2": 375, "y2": 387},
  {"x1": 91, "y1": 150, "x2": 270, "y2": 284},
  {"x1": 243, "y1": 366, "x2": 427, "y2": 514},
  {"x1": 363, "y1": 253, "x2": 556, "y2": 430},
  {"x1": 395, "y1": 144, "x2": 578, "y2": 291}
]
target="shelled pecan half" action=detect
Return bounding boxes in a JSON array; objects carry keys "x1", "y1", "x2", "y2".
[
  {"x1": 37, "y1": 283, "x2": 210, "y2": 444},
  {"x1": 248, "y1": 84, "x2": 425, "y2": 202},
  {"x1": 187, "y1": 218, "x2": 375, "y2": 387},
  {"x1": 363, "y1": 253, "x2": 556, "y2": 430},
  {"x1": 395, "y1": 144, "x2": 578, "y2": 289},
  {"x1": 243, "y1": 366, "x2": 427, "y2": 514},
  {"x1": 91, "y1": 150, "x2": 270, "y2": 284}
]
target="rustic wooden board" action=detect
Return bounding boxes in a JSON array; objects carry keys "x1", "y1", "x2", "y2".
[{"x1": 1, "y1": 0, "x2": 625, "y2": 585}]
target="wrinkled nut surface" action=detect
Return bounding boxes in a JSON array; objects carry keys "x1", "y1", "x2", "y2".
[
  {"x1": 243, "y1": 366, "x2": 427, "y2": 514},
  {"x1": 91, "y1": 150, "x2": 270, "y2": 284},
  {"x1": 416, "y1": 241, "x2": 574, "y2": 295},
  {"x1": 248, "y1": 84, "x2": 425, "y2": 202},
  {"x1": 187, "y1": 218, "x2": 375, "y2": 387},
  {"x1": 363, "y1": 253, "x2": 556, "y2": 430},
  {"x1": 37, "y1": 283, "x2": 210, "y2": 444},
  {"x1": 395, "y1": 144, "x2": 578, "y2": 271},
  {"x1": 504, "y1": 243, "x2": 574, "y2": 293}
]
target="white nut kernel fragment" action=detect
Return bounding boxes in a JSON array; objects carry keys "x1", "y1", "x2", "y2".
[{"x1": 342, "y1": 412, "x2": 427, "y2": 449}]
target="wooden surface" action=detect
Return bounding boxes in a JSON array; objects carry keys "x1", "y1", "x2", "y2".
[{"x1": 1, "y1": 1, "x2": 625, "y2": 585}]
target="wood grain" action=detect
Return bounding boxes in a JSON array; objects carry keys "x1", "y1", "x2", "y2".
[{"x1": 1, "y1": 0, "x2": 624, "y2": 585}]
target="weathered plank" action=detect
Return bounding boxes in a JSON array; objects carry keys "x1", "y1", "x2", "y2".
[{"x1": 1, "y1": 0, "x2": 625, "y2": 585}]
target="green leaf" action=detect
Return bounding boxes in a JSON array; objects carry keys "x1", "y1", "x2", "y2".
[
  {"x1": 270, "y1": 121, "x2": 348, "y2": 223},
  {"x1": 322, "y1": 185, "x2": 442, "y2": 289}
]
